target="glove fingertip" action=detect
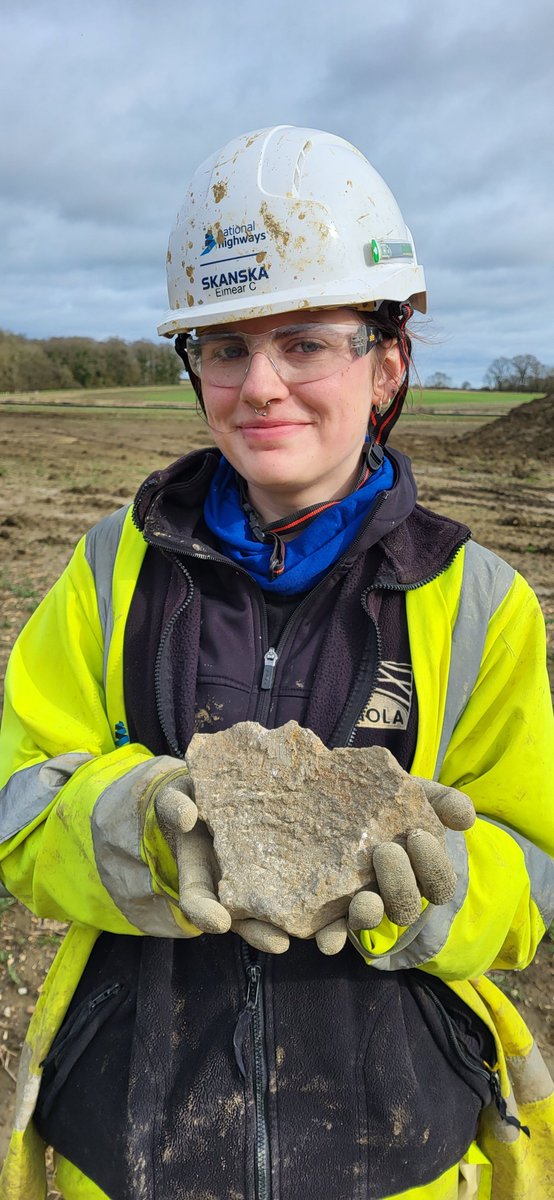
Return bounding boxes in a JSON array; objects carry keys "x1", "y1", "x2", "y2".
[
  {"x1": 348, "y1": 891, "x2": 384, "y2": 931},
  {"x1": 181, "y1": 898, "x2": 232, "y2": 935},
  {"x1": 315, "y1": 919, "x2": 348, "y2": 956},
  {"x1": 427, "y1": 788, "x2": 476, "y2": 832},
  {"x1": 457, "y1": 801, "x2": 476, "y2": 831},
  {"x1": 177, "y1": 797, "x2": 199, "y2": 833},
  {"x1": 233, "y1": 920, "x2": 290, "y2": 955}
]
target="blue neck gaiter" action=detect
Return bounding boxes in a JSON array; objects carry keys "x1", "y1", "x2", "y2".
[{"x1": 203, "y1": 453, "x2": 394, "y2": 595}]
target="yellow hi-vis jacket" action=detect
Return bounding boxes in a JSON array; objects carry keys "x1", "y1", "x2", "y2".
[{"x1": 0, "y1": 506, "x2": 552, "y2": 1199}]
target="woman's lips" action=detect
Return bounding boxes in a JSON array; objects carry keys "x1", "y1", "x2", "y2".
[{"x1": 238, "y1": 420, "x2": 310, "y2": 435}]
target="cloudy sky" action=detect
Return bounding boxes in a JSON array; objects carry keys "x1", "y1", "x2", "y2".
[{"x1": 1, "y1": 0, "x2": 552, "y2": 386}]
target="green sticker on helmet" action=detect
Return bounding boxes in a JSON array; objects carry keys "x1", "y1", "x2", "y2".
[{"x1": 378, "y1": 241, "x2": 414, "y2": 261}]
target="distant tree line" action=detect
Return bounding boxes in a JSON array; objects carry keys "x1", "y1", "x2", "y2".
[
  {"x1": 483, "y1": 354, "x2": 552, "y2": 392},
  {"x1": 425, "y1": 356, "x2": 552, "y2": 393},
  {"x1": 425, "y1": 372, "x2": 475, "y2": 390},
  {"x1": 0, "y1": 330, "x2": 182, "y2": 392},
  {"x1": 424, "y1": 372, "x2": 456, "y2": 389}
]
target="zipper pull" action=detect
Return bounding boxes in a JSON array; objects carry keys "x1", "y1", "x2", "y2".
[
  {"x1": 233, "y1": 964, "x2": 262, "y2": 1080},
  {"x1": 489, "y1": 1069, "x2": 530, "y2": 1137},
  {"x1": 261, "y1": 647, "x2": 279, "y2": 690},
  {"x1": 246, "y1": 964, "x2": 261, "y2": 1009},
  {"x1": 89, "y1": 983, "x2": 121, "y2": 1012}
]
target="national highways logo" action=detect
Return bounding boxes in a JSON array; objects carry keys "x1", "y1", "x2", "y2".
[
  {"x1": 201, "y1": 221, "x2": 267, "y2": 256},
  {"x1": 201, "y1": 230, "x2": 218, "y2": 255}
]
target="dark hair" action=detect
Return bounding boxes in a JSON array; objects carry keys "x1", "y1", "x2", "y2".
[
  {"x1": 175, "y1": 334, "x2": 204, "y2": 414},
  {"x1": 365, "y1": 301, "x2": 413, "y2": 448},
  {"x1": 368, "y1": 300, "x2": 413, "y2": 360}
]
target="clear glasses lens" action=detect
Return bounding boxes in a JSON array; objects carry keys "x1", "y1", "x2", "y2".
[{"x1": 186, "y1": 323, "x2": 379, "y2": 385}]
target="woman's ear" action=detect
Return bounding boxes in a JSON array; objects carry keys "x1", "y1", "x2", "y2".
[{"x1": 372, "y1": 342, "x2": 404, "y2": 410}]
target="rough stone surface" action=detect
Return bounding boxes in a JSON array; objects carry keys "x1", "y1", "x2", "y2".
[{"x1": 185, "y1": 720, "x2": 445, "y2": 938}]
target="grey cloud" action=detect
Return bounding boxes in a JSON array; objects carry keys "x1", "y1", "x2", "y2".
[{"x1": 1, "y1": 0, "x2": 552, "y2": 385}]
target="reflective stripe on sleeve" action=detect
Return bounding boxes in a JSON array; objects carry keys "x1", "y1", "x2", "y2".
[
  {"x1": 434, "y1": 541, "x2": 515, "y2": 780},
  {"x1": 84, "y1": 506, "x2": 129, "y2": 692},
  {"x1": 91, "y1": 758, "x2": 196, "y2": 937},
  {"x1": 0, "y1": 754, "x2": 93, "y2": 843}
]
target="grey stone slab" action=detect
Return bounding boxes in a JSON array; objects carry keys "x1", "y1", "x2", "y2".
[{"x1": 186, "y1": 720, "x2": 444, "y2": 938}]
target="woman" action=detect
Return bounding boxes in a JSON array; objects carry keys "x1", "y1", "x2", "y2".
[{"x1": 0, "y1": 126, "x2": 552, "y2": 1200}]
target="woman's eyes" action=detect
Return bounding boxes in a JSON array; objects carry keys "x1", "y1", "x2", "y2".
[
  {"x1": 283, "y1": 330, "x2": 345, "y2": 354},
  {"x1": 202, "y1": 331, "x2": 337, "y2": 361},
  {"x1": 288, "y1": 339, "x2": 324, "y2": 354},
  {"x1": 208, "y1": 342, "x2": 248, "y2": 361}
]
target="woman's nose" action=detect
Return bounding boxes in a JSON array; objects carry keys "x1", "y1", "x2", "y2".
[{"x1": 240, "y1": 351, "x2": 290, "y2": 406}]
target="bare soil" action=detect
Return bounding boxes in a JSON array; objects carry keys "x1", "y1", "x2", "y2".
[{"x1": 0, "y1": 396, "x2": 552, "y2": 1164}]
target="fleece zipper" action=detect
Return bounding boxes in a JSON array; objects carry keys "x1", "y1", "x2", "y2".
[{"x1": 234, "y1": 944, "x2": 272, "y2": 1200}]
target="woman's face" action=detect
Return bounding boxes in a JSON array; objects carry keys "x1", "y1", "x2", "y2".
[{"x1": 200, "y1": 308, "x2": 391, "y2": 514}]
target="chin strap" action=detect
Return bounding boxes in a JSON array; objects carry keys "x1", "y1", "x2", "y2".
[{"x1": 368, "y1": 302, "x2": 413, "y2": 452}]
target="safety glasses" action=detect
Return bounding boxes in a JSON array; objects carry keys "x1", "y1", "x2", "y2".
[{"x1": 185, "y1": 322, "x2": 382, "y2": 386}]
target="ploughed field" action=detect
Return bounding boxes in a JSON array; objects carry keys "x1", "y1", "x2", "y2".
[{"x1": 0, "y1": 388, "x2": 552, "y2": 1164}]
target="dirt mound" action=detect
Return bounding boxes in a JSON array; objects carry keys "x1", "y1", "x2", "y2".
[{"x1": 454, "y1": 393, "x2": 553, "y2": 462}]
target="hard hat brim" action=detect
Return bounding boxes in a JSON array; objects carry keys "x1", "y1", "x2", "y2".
[{"x1": 158, "y1": 265, "x2": 427, "y2": 336}]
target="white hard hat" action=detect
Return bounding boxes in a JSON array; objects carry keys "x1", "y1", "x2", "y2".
[{"x1": 158, "y1": 125, "x2": 426, "y2": 336}]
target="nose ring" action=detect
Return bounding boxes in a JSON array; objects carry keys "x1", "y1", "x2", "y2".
[{"x1": 254, "y1": 400, "x2": 271, "y2": 417}]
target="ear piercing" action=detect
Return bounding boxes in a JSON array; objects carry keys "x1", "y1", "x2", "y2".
[{"x1": 375, "y1": 386, "x2": 398, "y2": 414}]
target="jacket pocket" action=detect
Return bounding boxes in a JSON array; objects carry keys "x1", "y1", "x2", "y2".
[
  {"x1": 414, "y1": 975, "x2": 530, "y2": 1137},
  {"x1": 354, "y1": 971, "x2": 492, "y2": 1198},
  {"x1": 416, "y1": 976, "x2": 496, "y2": 1100},
  {"x1": 37, "y1": 980, "x2": 126, "y2": 1120}
]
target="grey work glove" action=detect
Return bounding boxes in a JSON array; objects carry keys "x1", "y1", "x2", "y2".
[
  {"x1": 315, "y1": 778, "x2": 475, "y2": 955},
  {"x1": 154, "y1": 770, "x2": 289, "y2": 954}
]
